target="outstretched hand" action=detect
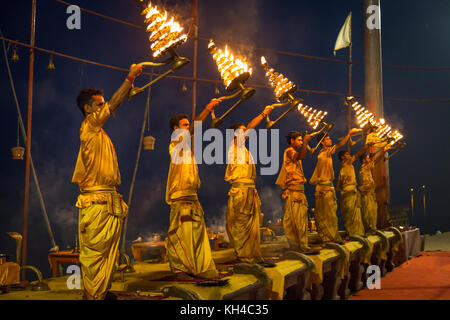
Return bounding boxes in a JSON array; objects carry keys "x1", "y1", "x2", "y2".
[
  {"x1": 303, "y1": 131, "x2": 312, "y2": 143},
  {"x1": 349, "y1": 128, "x2": 362, "y2": 136},
  {"x1": 263, "y1": 105, "x2": 274, "y2": 116},
  {"x1": 128, "y1": 64, "x2": 144, "y2": 79},
  {"x1": 206, "y1": 98, "x2": 222, "y2": 111}
]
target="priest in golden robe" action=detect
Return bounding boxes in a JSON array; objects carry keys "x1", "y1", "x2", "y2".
[
  {"x1": 275, "y1": 131, "x2": 318, "y2": 254},
  {"x1": 359, "y1": 144, "x2": 390, "y2": 233},
  {"x1": 309, "y1": 128, "x2": 360, "y2": 243},
  {"x1": 225, "y1": 105, "x2": 275, "y2": 265},
  {"x1": 72, "y1": 64, "x2": 143, "y2": 300},
  {"x1": 165, "y1": 98, "x2": 222, "y2": 279},
  {"x1": 336, "y1": 144, "x2": 369, "y2": 237}
]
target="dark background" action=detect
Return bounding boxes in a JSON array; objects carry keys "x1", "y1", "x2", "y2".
[{"x1": 1, "y1": 0, "x2": 449, "y2": 278}]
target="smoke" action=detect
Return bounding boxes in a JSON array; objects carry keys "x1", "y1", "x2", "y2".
[
  {"x1": 125, "y1": 177, "x2": 167, "y2": 240},
  {"x1": 258, "y1": 184, "x2": 283, "y2": 224},
  {"x1": 28, "y1": 160, "x2": 79, "y2": 247},
  {"x1": 382, "y1": 110, "x2": 405, "y2": 134},
  {"x1": 208, "y1": 205, "x2": 227, "y2": 234},
  {"x1": 51, "y1": 207, "x2": 78, "y2": 227}
]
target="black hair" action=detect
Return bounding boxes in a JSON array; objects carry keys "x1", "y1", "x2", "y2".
[
  {"x1": 316, "y1": 132, "x2": 329, "y2": 147},
  {"x1": 338, "y1": 150, "x2": 349, "y2": 161},
  {"x1": 76, "y1": 88, "x2": 103, "y2": 117},
  {"x1": 285, "y1": 131, "x2": 302, "y2": 146},
  {"x1": 169, "y1": 114, "x2": 189, "y2": 133},
  {"x1": 359, "y1": 151, "x2": 368, "y2": 164},
  {"x1": 229, "y1": 123, "x2": 246, "y2": 132}
]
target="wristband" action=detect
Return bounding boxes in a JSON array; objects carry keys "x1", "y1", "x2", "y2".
[
  {"x1": 126, "y1": 75, "x2": 135, "y2": 84},
  {"x1": 260, "y1": 111, "x2": 267, "y2": 117}
]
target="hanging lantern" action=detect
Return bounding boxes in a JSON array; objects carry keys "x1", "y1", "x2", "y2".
[
  {"x1": 143, "y1": 135, "x2": 156, "y2": 150},
  {"x1": 214, "y1": 85, "x2": 219, "y2": 95},
  {"x1": 11, "y1": 117, "x2": 24, "y2": 160},
  {"x1": 11, "y1": 146, "x2": 25, "y2": 160},
  {"x1": 11, "y1": 44, "x2": 19, "y2": 62},
  {"x1": 47, "y1": 54, "x2": 55, "y2": 70},
  {"x1": 181, "y1": 80, "x2": 187, "y2": 92}
]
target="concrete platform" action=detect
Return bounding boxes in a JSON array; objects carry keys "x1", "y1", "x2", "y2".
[{"x1": 0, "y1": 230, "x2": 403, "y2": 300}]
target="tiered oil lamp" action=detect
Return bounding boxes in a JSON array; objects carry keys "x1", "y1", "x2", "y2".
[
  {"x1": 129, "y1": 1, "x2": 190, "y2": 100},
  {"x1": 260, "y1": 56, "x2": 301, "y2": 129},
  {"x1": 261, "y1": 56, "x2": 333, "y2": 152},
  {"x1": 346, "y1": 96, "x2": 404, "y2": 148},
  {"x1": 208, "y1": 40, "x2": 255, "y2": 128}
]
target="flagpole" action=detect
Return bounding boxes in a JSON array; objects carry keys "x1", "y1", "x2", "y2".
[
  {"x1": 347, "y1": 42, "x2": 352, "y2": 151},
  {"x1": 22, "y1": 0, "x2": 37, "y2": 273}
]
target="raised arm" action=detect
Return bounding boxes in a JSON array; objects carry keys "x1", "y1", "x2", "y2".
[
  {"x1": 296, "y1": 132, "x2": 312, "y2": 161},
  {"x1": 246, "y1": 105, "x2": 274, "y2": 132},
  {"x1": 108, "y1": 64, "x2": 144, "y2": 114},
  {"x1": 189, "y1": 98, "x2": 222, "y2": 135},
  {"x1": 334, "y1": 128, "x2": 360, "y2": 151},
  {"x1": 373, "y1": 143, "x2": 391, "y2": 164},
  {"x1": 351, "y1": 143, "x2": 370, "y2": 164}
]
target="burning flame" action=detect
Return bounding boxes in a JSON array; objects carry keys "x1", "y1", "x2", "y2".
[
  {"x1": 208, "y1": 40, "x2": 252, "y2": 90},
  {"x1": 297, "y1": 103, "x2": 328, "y2": 130},
  {"x1": 261, "y1": 56, "x2": 327, "y2": 129},
  {"x1": 347, "y1": 96, "x2": 404, "y2": 145},
  {"x1": 260, "y1": 56, "x2": 296, "y2": 101},
  {"x1": 142, "y1": 2, "x2": 188, "y2": 58}
]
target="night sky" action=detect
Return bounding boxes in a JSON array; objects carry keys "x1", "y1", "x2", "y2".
[{"x1": 1, "y1": 0, "x2": 449, "y2": 278}]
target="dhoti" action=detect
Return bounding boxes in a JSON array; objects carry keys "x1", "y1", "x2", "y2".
[
  {"x1": 165, "y1": 197, "x2": 218, "y2": 278},
  {"x1": 226, "y1": 184, "x2": 264, "y2": 263},
  {"x1": 314, "y1": 184, "x2": 342, "y2": 243},
  {"x1": 282, "y1": 187, "x2": 309, "y2": 250},
  {"x1": 361, "y1": 191, "x2": 378, "y2": 232},
  {"x1": 76, "y1": 187, "x2": 127, "y2": 300},
  {"x1": 339, "y1": 188, "x2": 365, "y2": 236}
]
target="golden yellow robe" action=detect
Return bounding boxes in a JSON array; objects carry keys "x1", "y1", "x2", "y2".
[
  {"x1": 72, "y1": 103, "x2": 127, "y2": 300},
  {"x1": 359, "y1": 161, "x2": 377, "y2": 232},
  {"x1": 309, "y1": 145, "x2": 342, "y2": 243},
  {"x1": 165, "y1": 135, "x2": 218, "y2": 278},
  {"x1": 225, "y1": 142, "x2": 263, "y2": 263},
  {"x1": 336, "y1": 158, "x2": 365, "y2": 236},
  {"x1": 276, "y1": 147, "x2": 309, "y2": 250}
]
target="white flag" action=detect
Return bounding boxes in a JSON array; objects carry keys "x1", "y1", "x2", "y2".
[{"x1": 334, "y1": 12, "x2": 352, "y2": 56}]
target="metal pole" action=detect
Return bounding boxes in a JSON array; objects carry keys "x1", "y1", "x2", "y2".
[
  {"x1": 422, "y1": 185, "x2": 426, "y2": 231},
  {"x1": 347, "y1": 42, "x2": 352, "y2": 151},
  {"x1": 121, "y1": 74, "x2": 153, "y2": 254},
  {"x1": 364, "y1": 0, "x2": 390, "y2": 229},
  {"x1": 191, "y1": 0, "x2": 198, "y2": 120},
  {"x1": 22, "y1": 0, "x2": 37, "y2": 270},
  {"x1": 410, "y1": 187, "x2": 414, "y2": 225}
]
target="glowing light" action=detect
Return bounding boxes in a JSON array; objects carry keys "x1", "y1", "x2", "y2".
[
  {"x1": 260, "y1": 56, "x2": 328, "y2": 128},
  {"x1": 296, "y1": 103, "x2": 328, "y2": 129},
  {"x1": 260, "y1": 56, "x2": 296, "y2": 101},
  {"x1": 208, "y1": 40, "x2": 251, "y2": 90},
  {"x1": 141, "y1": 2, "x2": 188, "y2": 58},
  {"x1": 346, "y1": 96, "x2": 404, "y2": 146}
]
